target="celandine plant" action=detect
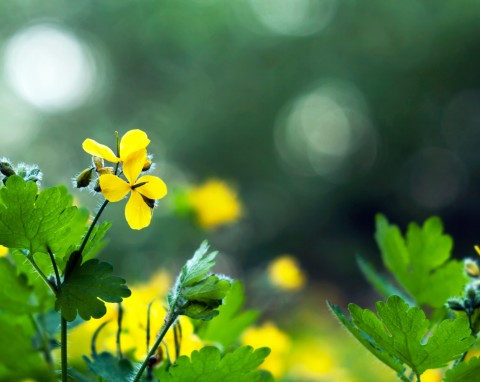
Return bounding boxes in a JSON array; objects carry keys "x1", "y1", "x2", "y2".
[
  {"x1": 329, "y1": 215, "x2": 480, "y2": 382},
  {"x1": 0, "y1": 130, "x2": 272, "y2": 382}
]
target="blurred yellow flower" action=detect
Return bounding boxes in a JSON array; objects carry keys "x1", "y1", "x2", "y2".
[
  {"x1": 420, "y1": 369, "x2": 442, "y2": 382},
  {"x1": 82, "y1": 129, "x2": 150, "y2": 163},
  {"x1": 68, "y1": 270, "x2": 204, "y2": 362},
  {"x1": 100, "y1": 149, "x2": 167, "y2": 230},
  {"x1": 268, "y1": 255, "x2": 306, "y2": 291},
  {"x1": 187, "y1": 179, "x2": 242, "y2": 229},
  {"x1": 241, "y1": 321, "x2": 291, "y2": 378},
  {"x1": 0, "y1": 245, "x2": 7, "y2": 257}
]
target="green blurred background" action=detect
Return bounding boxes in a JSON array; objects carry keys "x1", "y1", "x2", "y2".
[{"x1": 1, "y1": 0, "x2": 480, "y2": 296}]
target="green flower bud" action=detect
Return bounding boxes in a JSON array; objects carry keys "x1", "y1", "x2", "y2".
[
  {"x1": 0, "y1": 161, "x2": 15, "y2": 177},
  {"x1": 76, "y1": 167, "x2": 94, "y2": 188},
  {"x1": 447, "y1": 299, "x2": 464, "y2": 311}
]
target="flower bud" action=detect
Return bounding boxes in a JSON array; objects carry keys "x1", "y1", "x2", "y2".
[
  {"x1": 0, "y1": 161, "x2": 15, "y2": 176},
  {"x1": 142, "y1": 158, "x2": 152, "y2": 171},
  {"x1": 76, "y1": 168, "x2": 94, "y2": 188},
  {"x1": 447, "y1": 299, "x2": 464, "y2": 311},
  {"x1": 93, "y1": 180, "x2": 101, "y2": 193},
  {"x1": 93, "y1": 156, "x2": 104, "y2": 171},
  {"x1": 465, "y1": 259, "x2": 480, "y2": 277},
  {"x1": 97, "y1": 167, "x2": 114, "y2": 175}
]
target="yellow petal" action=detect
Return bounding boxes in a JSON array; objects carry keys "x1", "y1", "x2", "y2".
[
  {"x1": 82, "y1": 139, "x2": 119, "y2": 163},
  {"x1": 136, "y1": 175, "x2": 168, "y2": 200},
  {"x1": 99, "y1": 174, "x2": 130, "y2": 202},
  {"x1": 123, "y1": 149, "x2": 147, "y2": 185},
  {"x1": 125, "y1": 190, "x2": 152, "y2": 230},
  {"x1": 120, "y1": 129, "x2": 150, "y2": 160}
]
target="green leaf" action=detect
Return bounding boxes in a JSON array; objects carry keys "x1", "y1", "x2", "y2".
[
  {"x1": 83, "y1": 352, "x2": 135, "y2": 382},
  {"x1": 348, "y1": 295, "x2": 474, "y2": 375},
  {"x1": 444, "y1": 357, "x2": 480, "y2": 382},
  {"x1": 375, "y1": 215, "x2": 468, "y2": 307},
  {"x1": 197, "y1": 281, "x2": 259, "y2": 348},
  {"x1": 0, "y1": 176, "x2": 78, "y2": 255},
  {"x1": 55, "y1": 256, "x2": 131, "y2": 321},
  {"x1": 327, "y1": 301, "x2": 404, "y2": 374},
  {"x1": 182, "y1": 275, "x2": 232, "y2": 304},
  {"x1": 0, "y1": 257, "x2": 40, "y2": 313},
  {"x1": 0, "y1": 312, "x2": 46, "y2": 380},
  {"x1": 156, "y1": 346, "x2": 272, "y2": 382}
]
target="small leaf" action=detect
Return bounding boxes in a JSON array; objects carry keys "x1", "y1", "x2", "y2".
[
  {"x1": 444, "y1": 357, "x2": 480, "y2": 382},
  {"x1": 83, "y1": 352, "x2": 135, "y2": 382},
  {"x1": 155, "y1": 346, "x2": 272, "y2": 382},
  {"x1": 182, "y1": 275, "x2": 231, "y2": 304},
  {"x1": 55, "y1": 256, "x2": 131, "y2": 321}
]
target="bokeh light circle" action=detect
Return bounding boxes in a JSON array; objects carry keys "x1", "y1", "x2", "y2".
[
  {"x1": 247, "y1": 0, "x2": 338, "y2": 37},
  {"x1": 3, "y1": 23, "x2": 97, "y2": 112},
  {"x1": 274, "y1": 79, "x2": 377, "y2": 181}
]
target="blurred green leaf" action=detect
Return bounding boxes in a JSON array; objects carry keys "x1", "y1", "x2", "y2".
[
  {"x1": 155, "y1": 346, "x2": 272, "y2": 382},
  {"x1": 56, "y1": 255, "x2": 131, "y2": 321},
  {"x1": 375, "y1": 215, "x2": 467, "y2": 307},
  {"x1": 444, "y1": 357, "x2": 480, "y2": 382},
  {"x1": 0, "y1": 312, "x2": 45, "y2": 380},
  {"x1": 83, "y1": 352, "x2": 135, "y2": 382},
  {"x1": 356, "y1": 256, "x2": 412, "y2": 303},
  {"x1": 197, "y1": 281, "x2": 259, "y2": 348},
  {"x1": 0, "y1": 257, "x2": 40, "y2": 313}
]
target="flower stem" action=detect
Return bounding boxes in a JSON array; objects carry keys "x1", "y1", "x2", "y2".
[
  {"x1": 61, "y1": 316, "x2": 68, "y2": 382},
  {"x1": 132, "y1": 312, "x2": 178, "y2": 382},
  {"x1": 78, "y1": 199, "x2": 109, "y2": 254}
]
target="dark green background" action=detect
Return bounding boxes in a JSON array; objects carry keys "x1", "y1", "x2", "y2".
[{"x1": 1, "y1": 0, "x2": 480, "y2": 291}]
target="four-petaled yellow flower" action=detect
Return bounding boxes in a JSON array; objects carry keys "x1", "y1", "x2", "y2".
[
  {"x1": 82, "y1": 129, "x2": 150, "y2": 163},
  {"x1": 100, "y1": 149, "x2": 167, "y2": 230}
]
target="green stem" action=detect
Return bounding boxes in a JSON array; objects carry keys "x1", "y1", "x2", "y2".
[
  {"x1": 117, "y1": 302, "x2": 124, "y2": 359},
  {"x1": 132, "y1": 312, "x2": 178, "y2": 382},
  {"x1": 78, "y1": 199, "x2": 109, "y2": 254},
  {"x1": 47, "y1": 247, "x2": 61, "y2": 287},
  {"x1": 27, "y1": 254, "x2": 57, "y2": 295},
  {"x1": 61, "y1": 316, "x2": 68, "y2": 382},
  {"x1": 29, "y1": 314, "x2": 56, "y2": 381}
]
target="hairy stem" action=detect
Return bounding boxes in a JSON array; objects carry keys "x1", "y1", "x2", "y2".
[
  {"x1": 26, "y1": 254, "x2": 57, "y2": 295},
  {"x1": 132, "y1": 312, "x2": 178, "y2": 382},
  {"x1": 78, "y1": 199, "x2": 109, "y2": 254}
]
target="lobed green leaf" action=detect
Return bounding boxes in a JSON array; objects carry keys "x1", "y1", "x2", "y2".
[
  {"x1": 444, "y1": 357, "x2": 480, "y2": 382},
  {"x1": 155, "y1": 346, "x2": 272, "y2": 382},
  {"x1": 375, "y1": 215, "x2": 467, "y2": 308},
  {"x1": 55, "y1": 255, "x2": 131, "y2": 321}
]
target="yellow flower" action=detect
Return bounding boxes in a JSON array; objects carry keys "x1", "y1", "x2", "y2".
[
  {"x1": 241, "y1": 321, "x2": 291, "y2": 378},
  {"x1": 100, "y1": 149, "x2": 167, "y2": 230},
  {"x1": 187, "y1": 179, "x2": 243, "y2": 229},
  {"x1": 420, "y1": 369, "x2": 442, "y2": 382},
  {"x1": 267, "y1": 255, "x2": 306, "y2": 291},
  {"x1": 82, "y1": 129, "x2": 150, "y2": 163},
  {"x1": 0, "y1": 245, "x2": 8, "y2": 257}
]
